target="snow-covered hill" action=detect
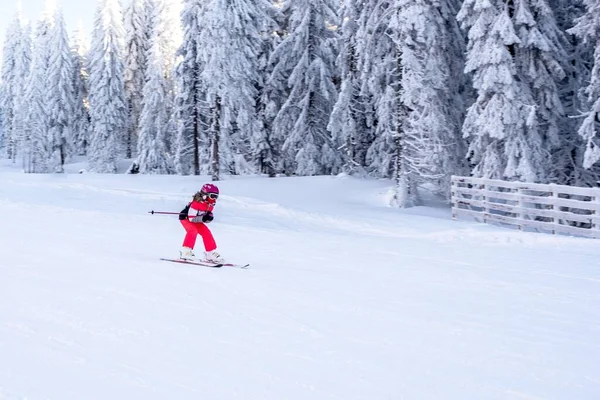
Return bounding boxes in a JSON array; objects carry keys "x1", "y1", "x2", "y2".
[{"x1": 1, "y1": 165, "x2": 599, "y2": 399}]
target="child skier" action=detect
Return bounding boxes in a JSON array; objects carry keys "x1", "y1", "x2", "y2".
[{"x1": 179, "y1": 183, "x2": 225, "y2": 263}]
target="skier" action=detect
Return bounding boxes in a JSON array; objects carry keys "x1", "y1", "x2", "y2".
[{"x1": 178, "y1": 183, "x2": 225, "y2": 263}]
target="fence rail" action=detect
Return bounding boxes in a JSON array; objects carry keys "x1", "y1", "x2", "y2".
[{"x1": 450, "y1": 176, "x2": 600, "y2": 239}]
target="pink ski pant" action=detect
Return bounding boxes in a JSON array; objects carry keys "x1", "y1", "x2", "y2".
[{"x1": 180, "y1": 220, "x2": 217, "y2": 252}]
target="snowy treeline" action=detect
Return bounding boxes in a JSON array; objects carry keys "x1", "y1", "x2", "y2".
[{"x1": 2, "y1": 0, "x2": 600, "y2": 206}]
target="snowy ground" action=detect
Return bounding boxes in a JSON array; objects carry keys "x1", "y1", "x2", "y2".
[{"x1": 1, "y1": 160, "x2": 599, "y2": 400}]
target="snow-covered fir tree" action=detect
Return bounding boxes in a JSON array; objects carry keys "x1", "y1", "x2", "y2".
[
  {"x1": 123, "y1": 0, "x2": 150, "y2": 159},
  {"x1": 270, "y1": 0, "x2": 341, "y2": 176},
  {"x1": 260, "y1": 3, "x2": 294, "y2": 175},
  {"x1": 569, "y1": 0, "x2": 600, "y2": 172},
  {"x1": 328, "y1": 0, "x2": 373, "y2": 175},
  {"x1": 458, "y1": 0, "x2": 561, "y2": 181},
  {"x1": 550, "y1": 0, "x2": 600, "y2": 185},
  {"x1": 0, "y1": 11, "x2": 23, "y2": 159},
  {"x1": 355, "y1": 0, "x2": 395, "y2": 179},
  {"x1": 199, "y1": 0, "x2": 273, "y2": 180},
  {"x1": 46, "y1": 9, "x2": 75, "y2": 172},
  {"x1": 458, "y1": 0, "x2": 520, "y2": 180},
  {"x1": 252, "y1": 6, "x2": 281, "y2": 177},
  {"x1": 357, "y1": 0, "x2": 422, "y2": 206},
  {"x1": 173, "y1": 0, "x2": 210, "y2": 175},
  {"x1": 23, "y1": 8, "x2": 54, "y2": 173},
  {"x1": 512, "y1": 0, "x2": 567, "y2": 182},
  {"x1": 71, "y1": 23, "x2": 90, "y2": 156},
  {"x1": 87, "y1": 0, "x2": 127, "y2": 173},
  {"x1": 395, "y1": 0, "x2": 467, "y2": 200},
  {"x1": 458, "y1": 0, "x2": 567, "y2": 183},
  {"x1": 135, "y1": 0, "x2": 170, "y2": 174},
  {"x1": 157, "y1": 0, "x2": 182, "y2": 156},
  {"x1": 11, "y1": 22, "x2": 32, "y2": 165}
]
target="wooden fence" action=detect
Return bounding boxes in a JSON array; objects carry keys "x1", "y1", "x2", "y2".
[{"x1": 451, "y1": 176, "x2": 600, "y2": 239}]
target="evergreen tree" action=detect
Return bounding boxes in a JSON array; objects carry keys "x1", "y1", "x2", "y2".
[
  {"x1": 173, "y1": 0, "x2": 210, "y2": 175},
  {"x1": 0, "y1": 12, "x2": 22, "y2": 159},
  {"x1": 46, "y1": 9, "x2": 75, "y2": 172},
  {"x1": 252, "y1": 6, "x2": 281, "y2": 177},
  {"x1": 270, "y1": 0, "x2": 340, "y2": 176},
  {"x1": 200, "y1": 0, "x2": 273, "y2": 180},
  {"x1": 569, "y1": 0, "x2": 600, "y2": 171},
  {"x1": 512, "y1": 0, "x2": 568, "y2": 182},
  {"x1": 262, "y1": 4, "x2": 294, "y2": 175},
  {"x1": 356, "y1": 0, "x2": 395, "y2": 179},
  {"x1": 71, "y1": 23, "x2": 90, "y2": 156},
  {"x1": 123, "y1": 0, "x2": 150, "y2": 158},
  {"x1": 328, "y1": 0, "x2": 372, "y2": 175},
  {"x1": 24, "y1": 10, "x2": 54, "y2": 173},
  {"x1": 549, "y1": 0, "x2": 599, "y2": 185},
  {"x1": 11, "y1": 22, "x2": 32, "y2": 165},
  {"x1": 395, "y1": 0, "x2": 467, "y2": 200},
  {"x1": 357, "y1": 0, "x2": 422, "y2": 206},
  {"x1": 136, "y1": 0, "x2": 170, "y2": 173},
  {"x1": 458, "y1": 0, "x2": 568, "y2": 183},
  {"x1": 87, "y1": 0, "x2": 127, "y2": 173},
  {"x1": 155, "y1": 0, "x2": 183, "y2": 158}
]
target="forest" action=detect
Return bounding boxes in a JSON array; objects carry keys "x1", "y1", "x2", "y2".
[{"x1": 1, "y1": 0, "x2": 600, "y2": 207}]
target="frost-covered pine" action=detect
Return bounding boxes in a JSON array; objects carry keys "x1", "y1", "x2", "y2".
[
  {"x1": 458, "y1": 0, "x2": 567, "y2": 183},
  {"x1": 136, "y1": 0, "x2": 170, "y2": 174},
  {"x1": 458, "y1": 0, "x2": 518, "y2": 180},
  {"x1": 328, "y1": 0, "x2": 373, "y2": 175},
  {"x1": 123, "y1": 0, "x2": 150, "y2": 158},
  {"x1": 356, "y1": 0, "x2": 420, "y2": 206},
  {"x1": 46, "y1": 9, "x2": 75, "y2": 173},
  {"x1": 0, "y1": 12, "x2": 23, "y2": 159},
  {"x1": 252, "y1": 7, "x2": 281, "y2": 177},
  {"x1": 23, "y1": 10, "x2": 54, "y2": 173},
  {"x1": 270, "y1": 0, "x2": 340, "y2": 176},
  {"x1": 458, "y1": 1, "x2": 531, "y2": 181},
  {"x1": 355, "y1": 0, "x2": 394, "y2": 178},
  {"x1": 11, "y1": 22, "x2": 32, "y2": 163},
  {"x1": 395, "y1": 0, "x2": 467, "y2": 199},
  {"x1": 71, "y1": 23, "x2": 90, "y2": 156},
  {"x1": 512, "y1": 0, "x2": 567, "y2": 182},
  {"x1": 87, "y1": 0, "x2": 127, "y2": 173},
  {"x1": 153, "y1": 0, "x2": 183, "y2": 157},
  {"x1": 173, "y1": 0, "x2": 209, "y2": 175},
  {"x1": 569, "y1": 0, "x2": 600, "y2": 170},
  {"x1": 199, "y1": 0, "x2": 272, "y2": 180},
  {"x1": 157, "y1": 0, "x2": 181, "y2": 107},
  {"x1": 549, "y1": 0, "x2": 600, "y2": 185}
]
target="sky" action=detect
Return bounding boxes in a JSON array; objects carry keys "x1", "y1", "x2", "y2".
[
  {"x1": 1, "y1": 158, "x2": 600, "y2": 399},
  {"x1": 0, "y1": 0, "x2": 130, "y2": 52}
]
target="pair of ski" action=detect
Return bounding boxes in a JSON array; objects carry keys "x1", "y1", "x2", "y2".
[{"x1": 160, "y1": 257, "x2": 249, "y2": 269}]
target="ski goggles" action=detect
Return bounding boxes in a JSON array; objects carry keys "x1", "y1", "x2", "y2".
[{"x1": 206, "y1": 193, "x2": 219, "y2": 200}]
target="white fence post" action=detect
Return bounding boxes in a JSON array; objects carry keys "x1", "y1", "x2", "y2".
[
  {"x1": 451, "y1": 177, "x2": 456, "y2": 220},
  {"x1": 595, "y1": 192, "x2": 600, "y2": 236},
  {"x1": 482, "y1": 181, "x2": 488, "y2": 223},
  {"x1": 516, "y1": 185, "x2": 522, "y2": 230},
  {"x1": 551, "y1": 184, "x2": 557, "y2": 235}
]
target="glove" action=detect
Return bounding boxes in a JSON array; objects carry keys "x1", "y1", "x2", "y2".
[{"x1": 202, "y1": 211, "x2": 214, "y2": 223}]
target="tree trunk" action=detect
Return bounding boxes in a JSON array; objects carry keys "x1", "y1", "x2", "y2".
[
  {"x1": 393, "y1": 44, "x2": 409, "y2": 208},
  {"x1": 193, "y1": 87, "x2": 200, "y2": 176},
  {"x1": 211, "y1": 95, "x2": 221, "y2": 181}
]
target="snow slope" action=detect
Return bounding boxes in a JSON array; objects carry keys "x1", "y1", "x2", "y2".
[{"x1": 1, "y1": 164, "x2": 599, "y2": 399}]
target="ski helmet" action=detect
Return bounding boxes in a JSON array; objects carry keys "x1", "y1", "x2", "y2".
[{"x1": 201, "y1": 183, "x2": 219, "y2": 195}]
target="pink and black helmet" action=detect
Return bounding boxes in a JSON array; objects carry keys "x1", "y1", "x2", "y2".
[
  {"x1": 201, "y1": 183, "x2": 219, "y2": 202},
  {"x1": 201, "y1": 183, "x2": 219, "y2": 195}
]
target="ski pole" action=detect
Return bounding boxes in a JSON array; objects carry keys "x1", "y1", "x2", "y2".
[{"x1": 148, "y1": 211, "x2": 180, "y2": 216}]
